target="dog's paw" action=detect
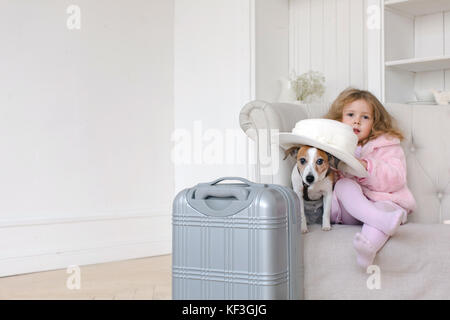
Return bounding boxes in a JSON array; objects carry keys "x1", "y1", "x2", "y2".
[
  {"x1": 301, "y1": 221, "x2": 308, "y2": 233},
  {"x1": 322, "y1": 225, "x2": 331, "y2": 231}
]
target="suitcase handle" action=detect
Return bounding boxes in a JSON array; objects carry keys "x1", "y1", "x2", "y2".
[
  {"x1": 194, "y1": 187, "x2": 249, "y2": 201},
  {"x1": 187, "y1": 177, "x2": 257, "y2": 217},
  {"x1": 207, "y1": 177, "x2": 255, "y2": 186}
]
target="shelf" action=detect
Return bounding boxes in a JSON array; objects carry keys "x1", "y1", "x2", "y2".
[
  {"x1": 385, "y1": 0, "x2": 450, "y2": 16},
  {"x1": 385, "y1": 56, "x2": 450, "y2": 72}
]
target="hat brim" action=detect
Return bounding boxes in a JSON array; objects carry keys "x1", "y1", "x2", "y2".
[{"x1": 277, "y1": 132, "x2": 368, "y2": 178}]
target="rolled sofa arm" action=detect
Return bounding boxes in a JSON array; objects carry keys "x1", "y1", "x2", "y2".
[
  {"x1": 239, "y1": 100, "x2": 310, "y2": 140},
  {"x1": 239, "y1": 100, "x2": 311, "y2": 185}
]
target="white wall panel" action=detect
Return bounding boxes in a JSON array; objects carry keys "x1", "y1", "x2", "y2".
[
  {"x1": 445, "y1": 11, "x2": 450, "y2": 56},
  {"x1": 384, "y1": 8, "x2": 414, "y2": 61},
  {"x1": 366, "y1": 0, "x2": 382, "y2": 101},
  {"x1": 323, "y1": 0, "x2": 338, "y2": 102},
  {"x1": 291, "y1": 0, "x2": 368, "y2": 104},
  {"x1": 350, "y1": 0, "x2": 365, "y2": 89},
  {"x1": 174, "y1": 0, "x2": 252, "y2": 193},
  {"x1": 336, "y1": 0, "x2": 350, "y2": 94},
  {"x1": 255, "y1": 0, "x2": 290, "y2": 102},
  {"x1": 310, "y1": 0, "x2": 324, "y2": 73},
  {"x1": 296, "y1": 0, "x2": 311, "y2": 74},
  {"x1": 415, "y1": 12, "x2": 444, "y2": 58}
]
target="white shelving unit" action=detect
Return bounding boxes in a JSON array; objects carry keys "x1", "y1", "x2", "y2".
[
  {"x1": 383, "y1": 0, "x2": 450, "y2": 104},
  {"x1": 385, "y1": 0, "x2": 450, "y2": 17},
  {"x1": 385, "y1": 56, "x2": 450, "y2": 72}
]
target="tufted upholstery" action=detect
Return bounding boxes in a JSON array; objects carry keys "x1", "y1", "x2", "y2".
[
  {"x1": 240, "y1": 100, "x2": 450, "y2": 224},
  {"x1": 387, "y1": 103, "x2": 450, "y2": 224}
]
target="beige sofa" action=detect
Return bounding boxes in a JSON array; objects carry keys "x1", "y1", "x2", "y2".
[{"x1": 239, "y1": 100, "x2": 450, "y2": 299}]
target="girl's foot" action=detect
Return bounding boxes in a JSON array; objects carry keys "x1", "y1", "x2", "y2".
[
  {"x1": 371, "y1": 201, "x2": 405, "y2": 235},
  {"x1": 353, "y1": 232, "x2": 377, "y2": 269},
  {"x1": 381, "y1": 209, "x2": 403, "y2": 236}
]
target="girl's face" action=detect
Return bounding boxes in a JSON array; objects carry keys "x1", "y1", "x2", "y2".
[{"x1": 341, "y1": 99, "x2": 374, "y2": 144}]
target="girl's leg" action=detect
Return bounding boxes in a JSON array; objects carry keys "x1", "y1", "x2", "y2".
[
  {"x1": 331, "y1": 190, "x2": 362, "y2": 225},
  {"x1": 333, "y1": 178, "x2": 403, "y2": 236},
  {"x1": 353, "y1": 224, "x2": 390, "y2": 268}
]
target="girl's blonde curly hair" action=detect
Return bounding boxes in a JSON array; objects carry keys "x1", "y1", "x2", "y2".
[{"x1": 324, "y1": 87, "x2": 404, "y2": 146}]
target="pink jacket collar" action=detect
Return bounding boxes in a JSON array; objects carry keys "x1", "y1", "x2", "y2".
[{"x1": 359, "y1": 134, "x2": 400, "y2": 157}]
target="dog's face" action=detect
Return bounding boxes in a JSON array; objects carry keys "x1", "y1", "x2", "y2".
[{"x1": 287, "y1": 146, "x2": 332, "y2": 186}]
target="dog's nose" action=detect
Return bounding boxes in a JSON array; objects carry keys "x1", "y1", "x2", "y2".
[{"x1": 306, "y1": 175, "x2": 315, "y2": 183}]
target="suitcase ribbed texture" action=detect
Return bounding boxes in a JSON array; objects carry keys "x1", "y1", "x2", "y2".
[{"x1": 172, "y1": 177, "x2": 303, "y2": 300}]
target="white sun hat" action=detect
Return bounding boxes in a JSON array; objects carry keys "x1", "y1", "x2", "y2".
[{"x1": 277, "y1": 118, "x2": 368, "y2": 178}]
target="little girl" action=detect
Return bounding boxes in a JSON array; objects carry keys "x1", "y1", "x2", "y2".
[{"x1": 324, "y1": 88, "x2": 416, "y2": 268}]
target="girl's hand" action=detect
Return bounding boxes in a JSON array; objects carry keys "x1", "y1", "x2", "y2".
[
  {"x1": 336, "y1": 170, "x2": 345, "y2": 179},
  {"x1": 359, "y1": 159, "x2": 368, "y2": 170},
  {"x1": 333, "y1": 162, "x2": 346, "y2": 179}
]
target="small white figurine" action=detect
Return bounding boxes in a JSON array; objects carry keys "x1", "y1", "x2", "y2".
[{"x1": 431, "y1": 89, "x2": 450, "y2": 105}]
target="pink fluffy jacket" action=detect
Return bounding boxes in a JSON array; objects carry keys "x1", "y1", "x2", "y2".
[{"x1": 341, "y1": 133, "x2": 416, "y2": 214}]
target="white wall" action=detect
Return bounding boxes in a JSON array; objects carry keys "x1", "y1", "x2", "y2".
[
  {"x1": 255, "y1": 0, "x2": 290, "y2": 102},
  {"x1": 173, "y1": 0, "x2": 253, "y2": 193},
  {"x1": 290, "y1": 0, "x2": 372, "y2": 103},
  {"x1": 0, "y1": 0, "x2": 174, "y2": 276}
]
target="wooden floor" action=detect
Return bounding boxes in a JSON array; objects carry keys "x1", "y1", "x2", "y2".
[{"x1": 0, "y1": 254, "x2": 172, "y2": 300}]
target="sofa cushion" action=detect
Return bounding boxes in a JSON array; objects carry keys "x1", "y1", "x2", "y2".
[
  {"x1": 303, "y1": 223, "x2": 450, "y2": 299},
  {"x1": 385, "y1": 103, "x2": 450, "y2": 224}
]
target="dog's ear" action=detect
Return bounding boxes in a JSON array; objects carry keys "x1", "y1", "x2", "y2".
[
  {"x1": 283, "y1": 146, "x2": 300, "y2": 160},
  {"x1": 326, "y1": 153, "x2": 340, "y2": 169}
]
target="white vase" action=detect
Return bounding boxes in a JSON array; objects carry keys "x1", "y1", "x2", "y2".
[{"x1": 277, "y1": 77, "x2": 297, "y2": 102}]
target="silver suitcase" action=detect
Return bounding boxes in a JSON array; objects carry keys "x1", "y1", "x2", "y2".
[{"x1": 172, "y1": 177, "x2": 303, "y2": 300}]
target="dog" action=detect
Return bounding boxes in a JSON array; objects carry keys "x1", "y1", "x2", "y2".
[{"x1": 284, "y1": 145, "x2": 339, "y2": 233}]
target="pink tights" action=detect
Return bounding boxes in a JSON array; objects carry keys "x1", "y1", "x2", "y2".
[{"x1": 331, "y1": 178, "x2": 406, "y2": 269}]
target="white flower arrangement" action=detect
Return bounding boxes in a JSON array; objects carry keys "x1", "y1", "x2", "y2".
[{"x1": 294, "y1": 70, "x2": 326, "y2": 103}]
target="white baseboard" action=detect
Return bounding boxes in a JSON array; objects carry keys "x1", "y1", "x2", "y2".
[{"x1": 0, "y1": 212, "x2": 172, "y2": 277}]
